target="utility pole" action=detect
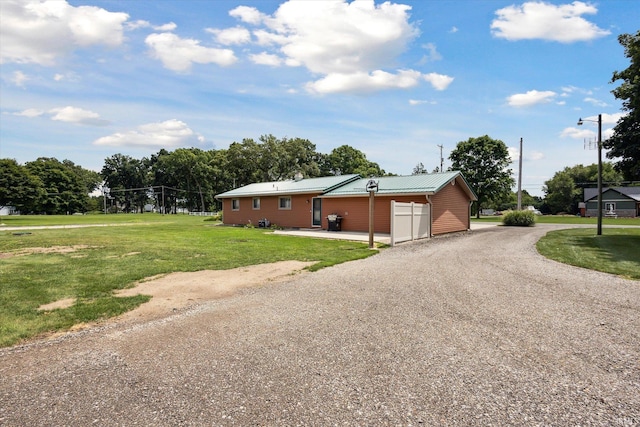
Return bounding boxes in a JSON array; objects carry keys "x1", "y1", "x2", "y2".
[
  {"x1": 437, "y1": 144, "x2": 443, "y2": 172},
  {"x1": 517, "y1": 137, "x2": 523, "y2": 210}
]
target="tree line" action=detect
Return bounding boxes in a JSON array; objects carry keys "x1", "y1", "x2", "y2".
[{"x1": 1, "y1": 137, "x2": 386, "y2": 214}]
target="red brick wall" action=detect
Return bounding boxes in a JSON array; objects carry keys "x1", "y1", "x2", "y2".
[
  {"x1": 431, "y1": 182, "x2": 471, "y2": 234},
  {"x1": 222, "y1": 193, "x2": 318, "y2": 228},
  {"x1": 322, "y1": 195, "x2": 428, "y2": 233}
]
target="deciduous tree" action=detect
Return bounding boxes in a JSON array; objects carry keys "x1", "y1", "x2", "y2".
[
  {"x1": 608, "y1": 30, "x2": 640, "y2": 180},
  {"x1": 449, "y1": 135, "x2": 514, "y2": 218}
]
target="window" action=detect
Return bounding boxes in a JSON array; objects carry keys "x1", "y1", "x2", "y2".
[
  {"x1": 252, "y1": 197, "x2": 260, "y2": 210},
  {"x1": 279, "y1": 196, "x2": 292, "y2": 210},
  {"x1": 605, "y1": 202, "x2": 616, "y2": 213},
  {"x1": 231, "y1": 199, "x2": 240, "y2": 211}
]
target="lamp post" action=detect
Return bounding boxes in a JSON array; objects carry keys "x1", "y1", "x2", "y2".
[{"x1": 577, "y1": 114, "x2": 602, "y2": 236}]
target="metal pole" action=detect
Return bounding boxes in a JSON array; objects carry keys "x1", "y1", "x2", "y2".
[
  {"x1": 597, "y1": 114, "x2": 602, "y2": 236},
  {"x1": 368, "y1": 190, "x2": 375, "y2": 249},
  {"x1": 437, "y1": 144, "x2": 443, "y2": 172},
  {"x1": 517, "y1": 137, "x2": 523, "y2": 211}
]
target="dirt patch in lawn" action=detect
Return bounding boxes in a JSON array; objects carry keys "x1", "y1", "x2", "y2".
[
  {"x1": 113, "y1": 260, "x2": 315, "y2": 322},
  {"x1": 0, "y1": 245, "x2": 97, "y2": 259}
]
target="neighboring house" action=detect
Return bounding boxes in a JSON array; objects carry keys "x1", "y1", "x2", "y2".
[
  {"x1": 215, "y1": 171, "x2": 477, "y2": 236},
  {"x1": 584, "y1": 187, "x2": 640, "y2": 218}
]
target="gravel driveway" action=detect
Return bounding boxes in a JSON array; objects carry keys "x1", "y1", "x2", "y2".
[{"x1": 1, "y1": 225, "x2": 639, "y2": 426}]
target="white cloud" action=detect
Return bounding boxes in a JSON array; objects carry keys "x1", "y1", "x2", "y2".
[
  {"x1": 0, "y1": 0, "x2": 128, "y2": 65},
  {"x1": 584, "y1": 97, "x2": 608, "y2": 107},
  {"x1": 249, "y1": 52, "x2": 283, "y2": 66},
  {"x1": 228, "y1": 0, "x2": 444, "y2": 95},
  {"x1": 207, "y1": 26, "x2": 251, "y2": 45},
  {"x1": 423, "y1": 73, "x2": 454, "y2": 91},
  {"x1": 449, "y1": 26, "x2": 459, "y2": 33},
  {"x1": 508, "y1": 146, "x2": 520, "y2": 162},
  {"x1": 54, "y1": 73, "x2": 64, "y2": 81},
  {"x1": 507, "y1": 90, "x2": 556, "y2": 107},
  {"x1": 491, "y1": 1, "x2": 610, "y2": 43},
  {"x1": 155, "y1": 22, "x2": 177, "y2": 32},
  {"x1": 409, "y1": 99, "x2": 436, "y2": 106},
  {"x1": 93, "y1": 119, "x2": 204, "y2": 148},
  {"x1": 14, "y1": 108, "x2": 44, "y2": 117},
  {"x1": 306, "y1": 69, "x2": 424, "y2": 95},
  {"x1": 510, "y1": 147, "x2": 545, "y2": 162},
  {"x1": 561, "y1": 126, "x2": 593, "y2": 139},
  {"x1": 229, "y1": 5, "x2": 267, "y2": 25},
  {"x1": 420, "y1": 43, "x2": 442, "y2": 63},
  {"x1": 11, "y1": 71, "x2": 28, "y2": 87},
  {"x1": 145, "y1": 33, "x2": 237, "y2": 72},
  {"x1": 528, "y1": 150, "x2": 545, "y2": 161},
  {"x1": 579, "y1": 112, "x2": 624, "y2": 126},
  {"x1": 49, "y1": 106, "x2": 110, "y2": 126}
]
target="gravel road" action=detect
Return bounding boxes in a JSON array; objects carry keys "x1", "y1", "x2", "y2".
[{"x1": 1, "y1": 225, "x2": 639, "y2": 426}]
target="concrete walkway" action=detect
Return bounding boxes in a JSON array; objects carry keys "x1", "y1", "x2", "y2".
[{"x1": 273, "y1": 222, "x2": 498, "y2": 244}]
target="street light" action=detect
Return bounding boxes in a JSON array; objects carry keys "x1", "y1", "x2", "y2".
[{"x1": 577, "y1": 114, "x2": 602, "y2": 236}]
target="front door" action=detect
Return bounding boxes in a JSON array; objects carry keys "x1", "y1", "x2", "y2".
[{"x1": 312, "y1": 198, "x2": 322, "y2": 227}]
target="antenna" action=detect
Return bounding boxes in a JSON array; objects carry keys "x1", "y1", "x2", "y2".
[{"x1": 437, "y1": 144, "x2": 443, "y2": 172}]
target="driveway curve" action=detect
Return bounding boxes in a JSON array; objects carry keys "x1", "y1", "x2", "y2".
[{"x1": 1, "y1": 224, "x2": 639, "y2": 426}]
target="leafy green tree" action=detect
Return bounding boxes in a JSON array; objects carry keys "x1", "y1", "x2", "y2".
[
  {"x1": 25, "y1": 158, "x2": 91, "y2": 214},
  {"x1": 543, "y1": 163, "x2": 623, "y2": 214},
  {"x1": 449, "y1": 135, "x2": 514, "y2": 218},
  {"x1": 326, "y1": 145, "x2": 385, "y2": 177},
  {"x1": 608, "y1": 30, "x2": 640, "y2": 180},
  {"x1": 412, "y1": 163, "x2": 428, "y2": 175},
  {"x1": 0, "y1": 158, "x2": 44, "y2": 214},
  {"x1": 101, "y1": 154, "x2": 149, "y2": 213}
]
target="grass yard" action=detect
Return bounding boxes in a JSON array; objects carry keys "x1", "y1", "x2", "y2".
[
  {"x1": 536, "y1": 227, "x2": 640, "y2": 280},
  {"x1": 472, "y1": 215, "x2": 640, "y2": 226},
  {"x1": 0, "y1": 215, "x2": 376, "y2": 347}
]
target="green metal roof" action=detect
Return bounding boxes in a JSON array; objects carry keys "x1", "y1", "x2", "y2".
[
  {"x1": 215, "y1": 174, "x2": 360, "y2": 198},
  {"x1": 322, "y1": 171, "x2": 477, "y2": 200}
]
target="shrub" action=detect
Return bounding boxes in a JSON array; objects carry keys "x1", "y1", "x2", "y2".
[{"x1": 502, "y1": 210, "x2": 536, "y2": 226}]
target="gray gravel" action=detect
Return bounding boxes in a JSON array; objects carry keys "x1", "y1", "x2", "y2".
[{"x1": 1, "y1": 224, "x2": 639, "y2": 426}]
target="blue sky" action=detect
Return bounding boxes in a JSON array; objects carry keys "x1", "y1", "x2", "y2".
[{"x1": 1, "y1": 0, "x2": 637, "y2": 197}]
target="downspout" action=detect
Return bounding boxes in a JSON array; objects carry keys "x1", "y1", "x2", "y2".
[
  {"x1": 469, "y1": 200, "x2": 473, "y2": 230},
  {"x1": 426, "y1": 194, "x2": 432, "y2": 237}
]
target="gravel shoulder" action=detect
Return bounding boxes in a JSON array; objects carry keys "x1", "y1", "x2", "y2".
[{"x1": 1, "y1": 224, "x2": 639, "y2": 426}]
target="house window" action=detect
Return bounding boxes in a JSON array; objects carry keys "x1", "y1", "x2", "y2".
[
  {"x1": 279, "y1": 196, "x2": 292, "y2": 210},
  {"x1": 605, "y1": 202, "x2": 616, "y2": 213},
  {"x1": 231, "y1": 199, "x2": 240, "y2": 211},
  {"x1": 252, "y1": 197, "x2": 260, "y2": 210}
]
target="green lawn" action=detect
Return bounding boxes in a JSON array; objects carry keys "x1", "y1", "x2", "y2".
[
  {"x1": 0, "y1": 215, "x2": 376, "y2": 347},
  {"x1": 472, "y1": 215, "x2": 640, "y2": 226},
  {"x1": 536, "y1": 227, "x2": 640, "y2": 280}
]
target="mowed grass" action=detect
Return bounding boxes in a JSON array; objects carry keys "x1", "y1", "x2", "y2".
[
  {"x1": 472, "y1": 215, "x2": 640, "y2": 226},
  {"x1": 0, "y1": 215, "x2": 376, "y2": 347},
  {"x1": 536, "y1": 227, "x2": 640, "y2": 280}
]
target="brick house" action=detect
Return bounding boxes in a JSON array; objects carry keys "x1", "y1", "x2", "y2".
[{"x1": 215, "y1": 171, "x2": 477, "y2": 236}]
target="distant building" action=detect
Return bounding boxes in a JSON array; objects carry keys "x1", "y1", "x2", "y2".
[{"x1": 583, "y1": 187, "x2": 640, "y2": 218}]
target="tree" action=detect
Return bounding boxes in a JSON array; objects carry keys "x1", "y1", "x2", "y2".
[
  {"x1": 449, "y1": 135, "x2": 514, "y2": 218},
  {"x1": 543, "y1": 163, "x2": 623, "y2": 214},
  {"x1": 325, "y1": 145, "x2": 385, "y2": 177},
  {"x1": 0, "y1": 158, "x2": 44, "y2": 214},
  {"x1": 25, "y1": 158, "x2": 92, "y2": 214},
  {"x1": 412, "y1": 163, "x2": 428, "y2": 175},
  {"x1": 101, "y1": 154, "x2": 149, "y2": 213},
  {"x1": 608, "y1": 30, "x2": 640, "y2": 180}
]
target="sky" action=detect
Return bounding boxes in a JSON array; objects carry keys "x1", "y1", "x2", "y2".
[{"x1": 1, "y1": 0, "x2": 638, "y2": 197}]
